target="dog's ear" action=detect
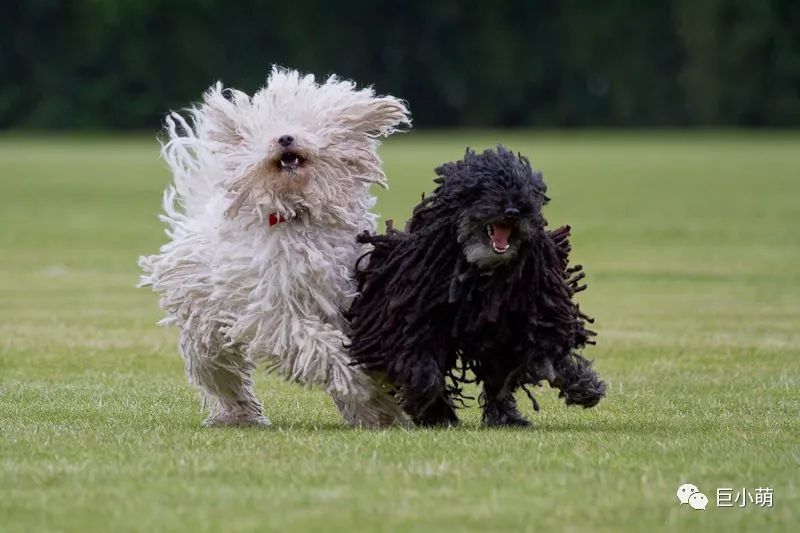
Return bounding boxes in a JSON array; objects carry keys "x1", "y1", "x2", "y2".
[
  {"x1": 344, "y1": 95, "x2": 411, "y2": 137},
  {"x1": 200, "y1": 82, "x2": 250, "y2": 146}
]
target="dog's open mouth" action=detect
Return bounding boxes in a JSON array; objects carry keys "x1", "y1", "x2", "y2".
[
  {"x1": 486, "y1": 223, "x2": 514, "y2": 254},
  {"x1": 277, "y1": 151, "x2": 306, "y2": 172}
]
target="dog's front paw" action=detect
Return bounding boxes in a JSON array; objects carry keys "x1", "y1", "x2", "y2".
[
  {"x1": 559, "y1": 378, "x2": 606, "y2": 409},
  {"x1": 552, "y1": 354, "x2": 606, "y2": 409}
]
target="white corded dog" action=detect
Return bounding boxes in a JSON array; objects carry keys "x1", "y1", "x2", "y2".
[{"x1": 139, "y1": 67, "x2": 411, "y2": 427}]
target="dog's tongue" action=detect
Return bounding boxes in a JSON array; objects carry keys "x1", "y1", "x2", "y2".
[{"x1": 491, "y1": 224, "x2": 512, "y2": 249}]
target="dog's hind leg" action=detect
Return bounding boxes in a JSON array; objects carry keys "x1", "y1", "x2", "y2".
[
  {"x1": 329, "y1": 374, "x2": 409, "y2": 429},
  {"x1": 282, "y1": 319, "x2": 408, "y2": 428},
  {"x1": 480, "y1": 366, "x2": 531, "y2": 427},
  {"x1": 399, "y1": 358, "x2": 459, "y2": 428},
  {"x1": 180, "y1": 328, "x2": 270, "y2": 427},
  {"x1": 404, "y1": 391, "x2": 459, "y2": 428}
]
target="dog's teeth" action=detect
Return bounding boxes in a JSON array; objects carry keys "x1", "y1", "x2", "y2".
[
  {"x1": 492, "y1": 243, "x2": 510, "y2": 254},
  {"x1": 280, "y1": 160, "x2": 288, "y2": 168}
]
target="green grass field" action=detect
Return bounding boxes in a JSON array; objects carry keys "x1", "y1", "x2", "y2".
[{"x1": 1, "y1": 132, "x2": 798, "y2": 532}]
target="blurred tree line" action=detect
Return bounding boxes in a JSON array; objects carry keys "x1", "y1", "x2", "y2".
[{"x1": 2, "y1": 0, "x2": 799, "y2": 129}]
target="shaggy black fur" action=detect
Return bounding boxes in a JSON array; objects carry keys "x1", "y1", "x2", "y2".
[{"x1": 347, "y1": 146, "x2": 605, "y2": 427}]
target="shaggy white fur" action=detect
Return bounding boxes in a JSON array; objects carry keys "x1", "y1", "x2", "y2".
[{"x1": 139, "y1": 67, "x2": 411, "y2": 427}]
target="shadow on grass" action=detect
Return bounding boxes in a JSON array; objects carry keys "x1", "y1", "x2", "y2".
[{"x1": 185, "y1": 417, "x2": 683, "y2": 435}]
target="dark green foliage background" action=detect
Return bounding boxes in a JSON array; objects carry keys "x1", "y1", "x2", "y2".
[{"x1": 3, "y1": 0, "x2": 799, "y2": 129}]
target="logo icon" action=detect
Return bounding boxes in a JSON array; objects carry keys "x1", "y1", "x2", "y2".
[
  {"x1": 677, "y1": 483, "x2": 707, "y2": 511},
  {"x1": 688, "y1": 492, "x2": 709, "y2": 510}
]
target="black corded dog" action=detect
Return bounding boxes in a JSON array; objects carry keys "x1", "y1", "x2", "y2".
[{"x1": 347, "y1": 146, "x2": 605, "y2": 427}]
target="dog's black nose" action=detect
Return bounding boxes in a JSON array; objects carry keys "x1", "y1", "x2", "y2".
[
  {"x1": 277, "y1": 135, "x2": 294, "y2": 147},
  {"x1": 504, "y1": 207, "x2": 520, "y2": 219}
]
